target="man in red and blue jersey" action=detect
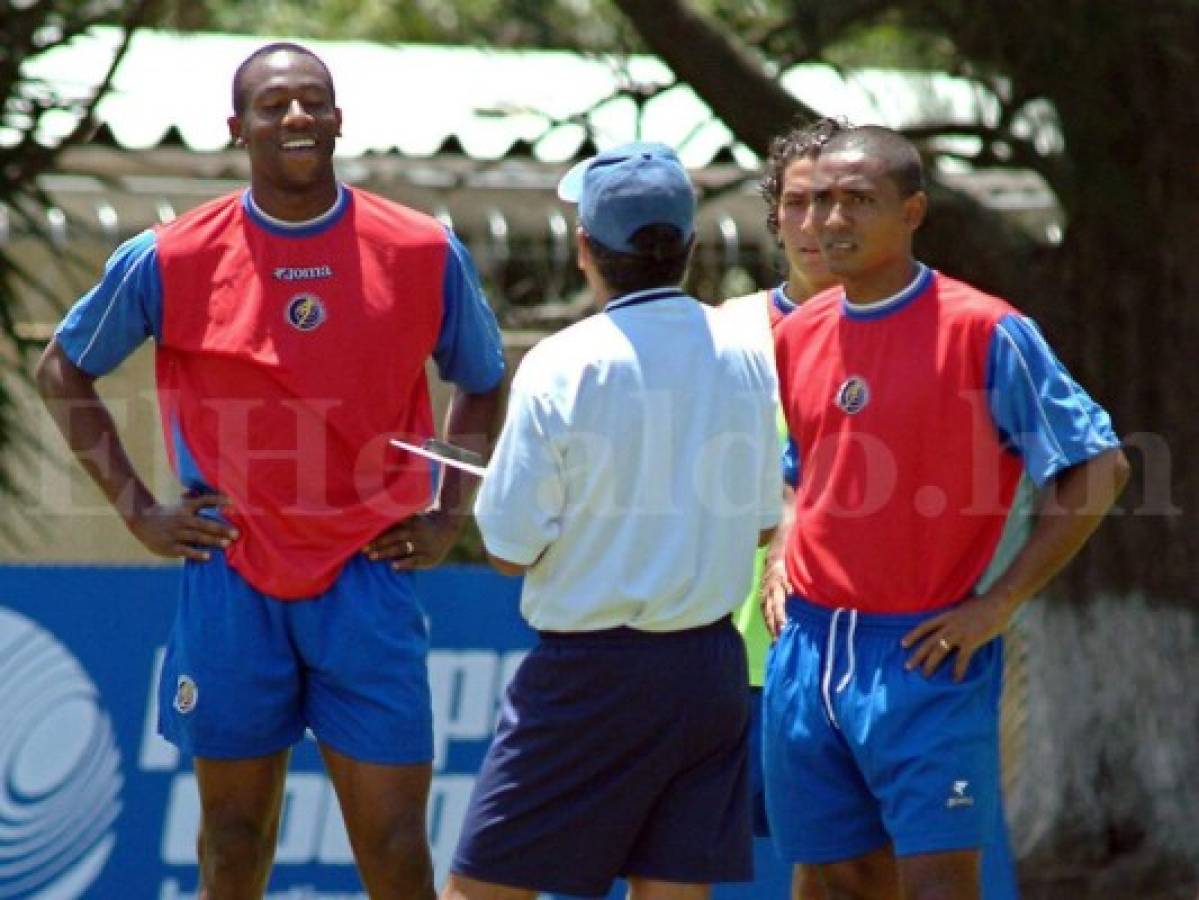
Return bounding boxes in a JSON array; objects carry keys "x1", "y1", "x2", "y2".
[
  {"x1": 35, "y1": 43, "x2": 503, "y2": 899},
  {"x1": 752, "y1": 120, "x2": 1020, "y2": 900},
  {"x1": 763, "y1": 125, "x2": 1129, "y2": 899}
]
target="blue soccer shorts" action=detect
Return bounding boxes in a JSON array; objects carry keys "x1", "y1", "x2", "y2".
[
  {"x1": 157, "y1": 550, "x2": 432, "y2": 764},
  {"x1": 763, "y1": 596, "x2": 1005, "y2": 866}
]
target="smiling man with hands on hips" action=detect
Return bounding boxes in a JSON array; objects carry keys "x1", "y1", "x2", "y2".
[{"x1": 35, "y1": 42, "x2": 504, "y2": 900}]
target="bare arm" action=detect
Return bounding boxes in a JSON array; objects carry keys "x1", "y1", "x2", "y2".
[
  {"x1": 903, "y1": 446, "x2": 1131, "y2": 679},
  {"x1": 367, "y1": 383, "x2": 504, "y2": 569},
  {"x1": 34, "y1": 339, "x2": 236, "y2": 559},
  {"x1": 760, "y1": 483, "x2": 796, "y2": 638},
  {"x1": 979, "y1": 447, "x2": 1130, "y2": 611},
  {"x1": 437, "y1": 384, "x2": 504, "y2": 526},
  {"x1": 485, "y1": 551, "x2": 527, "y2": 577}
]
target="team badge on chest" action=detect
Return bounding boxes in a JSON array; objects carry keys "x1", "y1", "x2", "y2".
[
  {"x1": 835, "y1": 375, "x2": 871, "y2": 415},
  {"x1": 285, "y1": 292, "x2": 327, "y2": 331}
]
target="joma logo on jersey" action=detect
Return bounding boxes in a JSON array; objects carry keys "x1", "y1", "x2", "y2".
[
  {"x1": 835, "y1": 375, "x2": 870, "y2": 415},
  {"x1": 285, "y1": 293, "x2": 327, "y2": 331},
  {"x1": 273, "y1": 265, "x2": 333, "y2": 281}
]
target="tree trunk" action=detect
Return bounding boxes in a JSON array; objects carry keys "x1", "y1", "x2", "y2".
[
  {"x1": 609, "y1": 0, "x2": 809, "y2": 152},
  {"x1": 1025, "y1": 7, "x2": 1199, "y2": 601}
]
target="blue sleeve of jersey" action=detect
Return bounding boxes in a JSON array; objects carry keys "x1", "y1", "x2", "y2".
[
  {"x1": 55, "y1": 229, "x2": 163, "y2": 376},
  {"x1": 986, "y1": 314, "x2": 1120, "y2": 487},
  {"x1": 433, "y1": 230, "x2": 505, "y2": 393}
]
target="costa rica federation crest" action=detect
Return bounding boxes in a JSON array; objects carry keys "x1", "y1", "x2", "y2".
[
  {"x1": 835, "y1": 375, "x2": 870, "y2": 415},
  {"x1": 173, "y1": 674, "x2": 199, "y2": 714},
  {"x1": 285, "y1": 292, "x2": 327, "y2": 331}
]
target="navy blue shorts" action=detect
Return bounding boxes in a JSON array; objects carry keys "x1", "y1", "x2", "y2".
[
  {"x1": 764, "y1": 597, "x2": 1004, "y2": 865},
  {"x1": 452, "y1": 617, "x2": 753, "y2": 897},
  {"x1": 747, "y1": 686, "x2": 770, "y2": 837},
  {"x1": 157, "y1": 551, "x2": 432, "y2": 764}
]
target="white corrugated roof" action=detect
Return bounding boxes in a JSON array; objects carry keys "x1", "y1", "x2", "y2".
[{"x1": 12, "y1": 27, "x2": 1015, "y2": 168}]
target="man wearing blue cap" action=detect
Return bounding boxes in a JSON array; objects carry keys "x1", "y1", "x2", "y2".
[{"x1": 442, "y1": 142, "x2": 783, "y2": 900}]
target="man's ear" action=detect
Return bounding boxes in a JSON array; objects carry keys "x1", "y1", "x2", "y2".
[
  {"x1": 574, "y1": 226, "x2": 590, "y2": 273},
  {"x1": 903, "y1": 190, "x2": 928, "y2": 232},
  {"x1": 228, "y1": 115, "x2": 244, "y2": 147},
  {"x1": 334, "y1": 107, "x2": 343, "y2": 137}
]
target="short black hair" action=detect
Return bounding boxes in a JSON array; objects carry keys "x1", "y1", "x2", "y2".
[
  {"x1": 760, "y1": 116, "x2": 850, "y2": 236},
  {"x1": 586, "y1": 224, "x2": 693, "y2": 295},
  {"x1": 822, "y1": 125, "x2": 926, "y2": 197},
  {"x1": 231, "y1": 42, "x2": 335, "y2": 115}
]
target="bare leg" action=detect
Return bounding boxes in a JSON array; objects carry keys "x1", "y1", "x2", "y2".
[
  {"x1": 319, "y1": 743, "x2": 436, "y2": 900},
  {"x1": 896, "y1": 849, "x2": 980, "y2": 900},
  {"x1": 806, "y1": 844, "x2": 901, "y2": 900},
  {"x1": 196, "y1": 829, "x2": 207, "y2": 900},
  {"x1": 794, "y1": 863, "x2": 830, "y2": 899},
  {"x1": 194, "y1": 751, "x2": 290, "y2": 900},
  {"x1": 440, "y1": 872, "x2": 538, "y2": 900},
  {"x1": 627, "y1": 875, "x2": 712, "y2": 900}
]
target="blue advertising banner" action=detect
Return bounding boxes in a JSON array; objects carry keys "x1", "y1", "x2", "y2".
[{"x1": 0, "y1": 565, "x2": 789, "y2": 899}]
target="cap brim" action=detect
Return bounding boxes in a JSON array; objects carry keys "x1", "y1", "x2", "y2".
[{"x1": 557, "y1": 155, "x2": 595, "y2": 202}]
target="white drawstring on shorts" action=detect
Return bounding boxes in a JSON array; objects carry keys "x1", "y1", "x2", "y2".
[{"x1": 820, "y1": 607, "x2": 859, "y2": 730}]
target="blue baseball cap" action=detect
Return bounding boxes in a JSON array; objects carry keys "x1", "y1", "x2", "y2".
[{"x1": 557, "y1": 141, "x2": 695, "y2": 254}]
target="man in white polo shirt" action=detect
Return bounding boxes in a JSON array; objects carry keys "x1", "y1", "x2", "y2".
[{"x1": 442, "y1": 142, "x2": 782, "y2": 900}]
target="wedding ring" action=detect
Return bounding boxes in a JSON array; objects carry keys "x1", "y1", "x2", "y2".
[{"x1": 938, "y1": 638, "x2": 952, "y2": 651}]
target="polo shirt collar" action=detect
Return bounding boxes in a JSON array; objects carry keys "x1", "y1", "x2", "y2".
[{"x1": 605, "y1": 286, "x2": 688, "y2": 312}]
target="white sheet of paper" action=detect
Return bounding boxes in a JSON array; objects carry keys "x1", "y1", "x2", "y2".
[{"x1": 389, "y1": 438, "x2": 487, "y2": 477}]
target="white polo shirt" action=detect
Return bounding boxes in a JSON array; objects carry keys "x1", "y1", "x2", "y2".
[{"x1": 475, "y1": 287, "x2": 781, "y2": 633}]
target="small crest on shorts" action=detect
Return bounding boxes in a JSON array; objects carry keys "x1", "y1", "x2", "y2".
[
  {"x1": 835, "y1": 375, "x2": 870, "y2": 415},
  {"x1": 946, "y1": 779, "x2": 974, "y2": 809},
  {"x1": 174, "y1": 675, "x2": 199, "y2": 714},
  {"x1": 285, "y1": 292, "x2": 327, "y2": 331}
]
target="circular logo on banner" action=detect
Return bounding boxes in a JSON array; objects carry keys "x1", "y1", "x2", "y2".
[
  {"x1": 285, "y1": 292, "x2": 327, "y2": 331},
  {"x1": 0, "y1": 607, "x2": 123, "y2": 899},
  {"x1": 835, "y1": 375, "x2": 871, "y2": 415}
]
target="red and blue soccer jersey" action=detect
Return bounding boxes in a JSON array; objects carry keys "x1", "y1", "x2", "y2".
[
  {"x1": 774, "y1": 265, "x2": 1119, "y2": 614},
  {"x1": 56, "y1": 186, "x2": 504, "y2": 599}
]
